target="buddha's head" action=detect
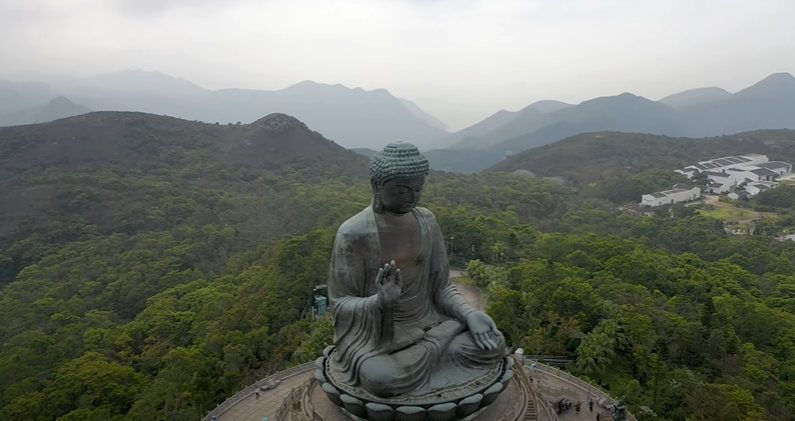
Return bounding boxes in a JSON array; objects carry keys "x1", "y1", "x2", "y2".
[{"x1": 369, "y1": 142, "x2": 429, "y2": 214}]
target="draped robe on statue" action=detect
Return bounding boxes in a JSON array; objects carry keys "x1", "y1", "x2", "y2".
[{"x1": 328, "y1": 205, "x2": 505, "y2": 398}]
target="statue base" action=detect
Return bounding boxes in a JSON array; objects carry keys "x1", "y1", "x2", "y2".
[{"x1": 314, "y1": 346, "x2": 515, "y2": 421}]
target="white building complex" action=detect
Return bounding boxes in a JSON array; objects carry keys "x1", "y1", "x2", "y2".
[
  {"x1": 675, "y1": 154, "x2": 771, "y2": 178},
  {"x1": 676, "y1": 154, "x2": 791, "y2": 197},
  {"x1": 641, "y1": 184, "x2": 701, "y2": 207}
]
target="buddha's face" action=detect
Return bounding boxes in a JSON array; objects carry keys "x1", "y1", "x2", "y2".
[{"x1": 375, "y1": 176, "x2": 425, "y2": 214}]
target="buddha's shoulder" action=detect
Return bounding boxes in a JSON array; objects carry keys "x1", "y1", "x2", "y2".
[{"x1": 336, "y1": 207, "x2": 373, "y2": 237}]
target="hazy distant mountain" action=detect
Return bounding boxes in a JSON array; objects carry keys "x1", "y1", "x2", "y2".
[
  {"x1": 436, "y1": 109, "x2": 518, "y2": 149},
  {"x1": 679, "y1": 72, "x2": 795, "y2": 137},
  {"x1": 82, "y1": 69, "x2": 208, "y2": 97},
  {"x1": 432, "y1": 93, "x2": 685, "y2": 172},
  {"x1": 192, "y1": 81, "x2": 447, "y2": 149},
  {"x1": 526, "y1": 100, "x2": 573, "y2": 113},
  {"x1": 423, "y1": 148, "x2": 509, "y2": 174},
  {"x1": 398, "y1": 98, "x2": 447, "y2": 130},
  {"x1": 442, "y1": 100, "x2": 573, "y2": 149},
  {"x1": 2, "y1": 71, "x2": 83, "y2": 88},
  {"x1": 0, "y1": 96, "x2": 91, "y2": 126},
  {"x1": 453, "y1": 92, "x2": 678, "y2": 152},
  {"x1": 658, "y1": 87, "x2": 732, "y2": 108},
  {"x1": 0, "y1": 80, "x2": 62, "y2": 114},
  {"x1": 1, "y1": 71, "x2": 448, "y2": 150},
  {"x1": 34, "y1": 97, "x2": 91, "y2": 123},
  {"x1": 529, "y1": 93, "x2": 678, "y2": 137},
  {"x1": 351, "y1": 147, "x2": 378, "y2": 157},
  {"x1": 452, "y1": 107, "x2": 547, "y2": 149},
  {"x1": 426, "y1": 72, "x2": 795, "y2": 173},
  {"x1": 737, "y1": 72, "x2": 795, "y2": 97},
  {"x1": 429, "y1": 112, "x2": 682, "y2": 174}
]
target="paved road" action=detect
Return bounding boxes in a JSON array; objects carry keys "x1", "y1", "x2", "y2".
[
  {"x1": 451, "y1": 268, "x2": 485, "y2": 311},
  {"x1": 454, "y1": 283, "x2": 485, "y2": 311}
]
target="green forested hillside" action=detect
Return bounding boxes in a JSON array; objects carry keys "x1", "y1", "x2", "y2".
[
  {"x1": 489, "y1": 129, "x2": 795, "y2": 185},
  {"x1": 1, "y1": 113, "x2": 794, "y2": 421}
]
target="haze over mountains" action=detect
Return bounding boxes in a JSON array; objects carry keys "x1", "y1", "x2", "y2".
[
  {"x1": 424, "y1": 72, "x2": 795, "y2": 173},
  {"x1": 1, "y1": 70, "x2": 794, "y2": 171},
  {"x1": 0, "y1": 70, "x2": 447, "y2": 150},
  {"x1": 0, "y1": 96, "x2": 91, "y2": 127}
]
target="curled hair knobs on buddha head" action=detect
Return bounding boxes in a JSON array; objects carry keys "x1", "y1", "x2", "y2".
[{"x1": 369, "y1": 142, "x2": 430, "y2": 187}]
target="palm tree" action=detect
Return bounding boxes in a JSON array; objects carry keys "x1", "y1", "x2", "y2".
[
  {"x1": 593, "y1": 318, "x2": 625, "y2": 349},
  {"x1": 491, "y1": 242, "x2": 507, "y2": 263},
  {"x1": 576, "y1": 332, "x2": 615, "y2": 376}
]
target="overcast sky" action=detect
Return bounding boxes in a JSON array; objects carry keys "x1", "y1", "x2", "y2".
[{"x1": 1, "y1": 0, "x2": 794, "y2": 130}]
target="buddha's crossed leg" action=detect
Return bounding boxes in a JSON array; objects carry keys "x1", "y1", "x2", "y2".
[{"x1": 359, "y1": 320, "x2": 505, "y2": 398}]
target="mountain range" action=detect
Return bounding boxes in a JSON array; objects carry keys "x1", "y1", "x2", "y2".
[
  {"x1": 425, "y1": 72, "x2": 795, "y2": 173},
  {"x1": 0, "y1": 96, "x2": 91, "y2": 127},
  {"x1": 2, "y1": 70, "x2": 795, "y2": 171},
  {"x1": 488, "y1": 129, "x2": 795, "y2": 186},
  {"x1": 0, "y1": 70, "x2": 447, "y2": 150},
  {"x1": 0, "y1": 112, "x2": 369, "y2": 241},
  {"x1": 3, "y1": 108, "x2": 795, "y2": 225},
  {"x1": 0, "y1": 111, "x2": 366, "y2": 177}
]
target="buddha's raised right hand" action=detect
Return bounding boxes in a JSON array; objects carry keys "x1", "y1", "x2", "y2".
[{"x1": 376, "y1": 260, "x2": 402, "y2": 311}]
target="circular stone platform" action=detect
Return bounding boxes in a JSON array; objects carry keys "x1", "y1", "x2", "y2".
[
  {"x1": 313, "y1": 346, "x2": 517, "y2": 421},
  {"x1": 309, "y1": 369, "x2": 524, "y2": 421}
]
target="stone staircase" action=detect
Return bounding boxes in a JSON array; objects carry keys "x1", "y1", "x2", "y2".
[
  {"x1": 513, "y1": 365, "x2": 539, "y2": 421},
  {"x1": 524, "y1": 396, "x2": 537, "y2": 421}
]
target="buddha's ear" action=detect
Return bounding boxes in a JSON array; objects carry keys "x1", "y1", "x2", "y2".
[{"x1": 371, "y1": 180, "x2": 384, "y2": 213}]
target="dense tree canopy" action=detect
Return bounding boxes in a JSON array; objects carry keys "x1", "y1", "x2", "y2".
[{"x1": 1, "y1": 115, "x2": 794, "y2": 421}]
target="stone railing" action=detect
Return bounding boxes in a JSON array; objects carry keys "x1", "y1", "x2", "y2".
[
  {"x1": 524, "y1": 368, "x2": 558, "y2": 421},
  {"x1": 533, "y1": 378, "x2": 577, "y2": 398},
  {"x1": 201, "y1": 362, "x2": 315, "y2": 421},
  {"x1": 311, "y1": 408, "x2": 326, "y2": 421},
  {"x1": 526, "y1": 362, "x2": 636, "y2": 421},
  {"x1": 301, "y1": 378, "x2": 317, "y2": 420},
  {"x1": 531, "y1": 387, "x2": 559, "y2": 421},
  {"x1": 273, "y1": 379, "x2": 312, "y2": 421},
  {"x1": 301, "y1": 377, "x2": 328, "y2": 421}
]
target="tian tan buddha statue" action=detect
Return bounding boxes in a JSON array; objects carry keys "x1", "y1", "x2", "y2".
[{"x1": 323, "y1": 142, "x2": 507, "y2": 402}]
